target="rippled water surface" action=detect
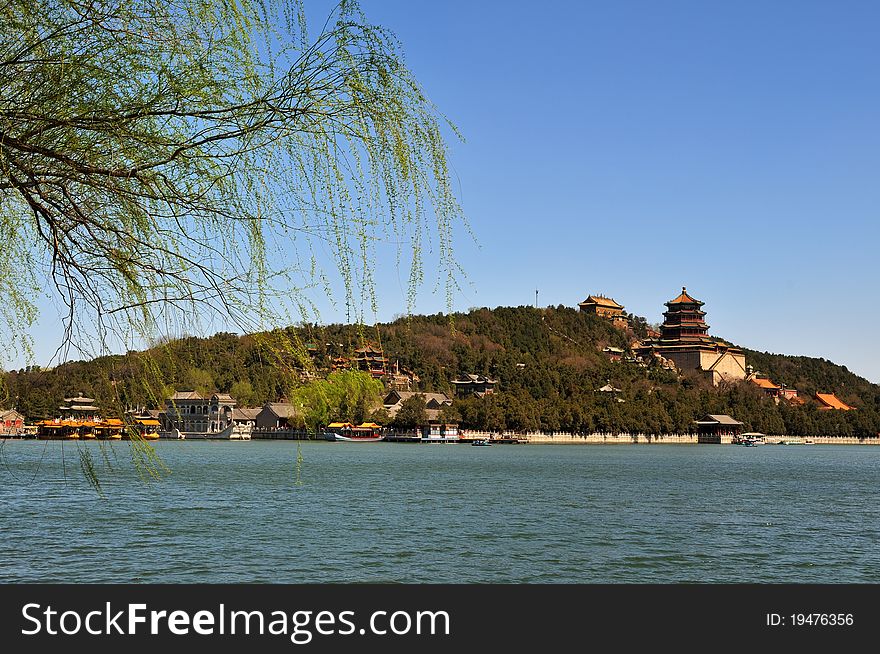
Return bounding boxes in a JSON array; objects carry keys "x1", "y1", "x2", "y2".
[{"x1": 1, "y1": 440, "x2": 878, "y2": 583}]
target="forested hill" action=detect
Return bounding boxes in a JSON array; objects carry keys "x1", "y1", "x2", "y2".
[{"x1": 4, "y1": 306, "x2": 879, "y2": 437}]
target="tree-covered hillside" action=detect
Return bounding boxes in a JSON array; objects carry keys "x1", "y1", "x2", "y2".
[{"x1": 3, "y1": 306, "x2": 879, "y2": 437}]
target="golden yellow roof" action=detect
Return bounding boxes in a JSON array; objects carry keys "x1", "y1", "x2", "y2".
[
  {"x1": 815, "y1": 393, "x2": 853, "y2": 411},
  {"x1": 667, "y1": 286, "x2": 702, "y2": 305},
  {"x1": 750, "y1": 378, "x2": 780, "y2": 390},
  {"x1": 327, "y1": 422, "x2": 355, "y2": 428},
  {"x1": 580, "y1": 295, "x2": 624, "y2": 309}
]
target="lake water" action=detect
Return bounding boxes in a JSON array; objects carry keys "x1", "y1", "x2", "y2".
[{"x1": 1, "y1": 440, "x2": 878, "y2": 583}]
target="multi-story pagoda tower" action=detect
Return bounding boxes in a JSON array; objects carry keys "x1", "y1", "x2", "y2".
[
  {"x1": 659, "y1": 287, "x2": 712, "y2": 344},
  {"x1": 638, "y1": 287, "x2": 747, "y2": 385}
]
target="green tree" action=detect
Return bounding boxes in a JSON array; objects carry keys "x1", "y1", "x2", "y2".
[
  {"x1": 0, "y1": 0, "x2": 462, "y2": 366},
  {"x1": 294, "y1": 369, "x2": 381, "y2": 431},
  {"x1": 391, "y1": 394, "x2": 427, "y2": 429},
  {"x1": 229, "y1": 380, "x2": 256, "y2": 407},
  {"x1": 0, "y1": 0, "x2": 466, "y2": 487}
]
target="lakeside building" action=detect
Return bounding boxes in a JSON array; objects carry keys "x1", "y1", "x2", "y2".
[
  {"x1": 161, "y1": 391, "x2": 236, "y2": 433},
  {"x1": 1, "y1": 408, "x2": 24, "y2": 429},
  {"x1": 37, "y1": 394, "x2": 126, "y2": 440},
  {"x1": 637, "y1": 287, "x2": 747, "y2": 386},
  {"x1": 383, "y1": 390, "x2": 452, "y2": 421},
  {"x1": 255, "y1": 402, "x2": 301, "y2": 429},
  {"x1": 450, "y1": 374, "x2": 497, "y2": 398},
  {"x1": 694, "y1": 414, "x2": 744, "y2": 444},
  {"x1": 232, "y1": 407, "x2": 261, "y2": 430}
]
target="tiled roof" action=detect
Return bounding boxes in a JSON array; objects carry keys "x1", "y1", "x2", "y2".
[
  {"x1": 384, "y1": 391, "x2": 451, "y2": 409},
  {"x1": 815, "y1": 393, "x2": 854, "y2": 411},
  {"x1": 263, "y1": 403, "x2": 299, "y2": 418},
  {"x1": 452, "y1": 374, "x2": 497, "y2": 385},
  {"x1": 170, "y1": 390, "x2": 203, "y2": 400},
  {"x1": 699, "y1": 414, "x2": 743, "y2": 426},
  {"x1": 750, "y1": 378, "x2": 781, "y2": 390},
  {"x1": 666, "y1": 286, "x2": 703, "y2": 305},
  {"x1": 233, "y1": 407, "x2": 262, "y2": 421},
  {"x1": 64, "y1": 395, "x2": 95, "y2": 403},
  {"x1": 580, "y1": 295, "x2": 624, "y2": 309}
]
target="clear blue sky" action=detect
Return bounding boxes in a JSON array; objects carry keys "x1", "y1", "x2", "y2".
[
  {"x1": 362, "y1": 0, "x2": 880, "y2": 382},
  {"x1": 16, "y1": 0, "x2": 880, "y2": 383}
]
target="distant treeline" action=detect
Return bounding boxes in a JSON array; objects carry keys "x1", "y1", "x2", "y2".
[{"x1": 3, "y1": 306, "x2": 879, "y2": 437}]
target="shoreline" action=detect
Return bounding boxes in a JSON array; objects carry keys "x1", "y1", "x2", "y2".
[{"x1": 4, "y1": 432, "x2": 879, "y2": 445}]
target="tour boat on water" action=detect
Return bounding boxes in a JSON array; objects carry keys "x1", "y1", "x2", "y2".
[
  {"x1": 323, "y1": 422, "x2": 384, "y2": 442},
  {"x1": 739, "y1": 432, "x2": 766, "y2": 447}
]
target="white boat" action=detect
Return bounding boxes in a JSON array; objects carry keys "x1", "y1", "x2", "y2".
[
  {"x1": 327, "y1": 432, "x2": 384, "y2": 442},
  {"x1": 160, "y1": 424, "x2": 251, "y2": 440},
  {"x1": 739, "y1": 432, "x2": 766, "y2": 446}
]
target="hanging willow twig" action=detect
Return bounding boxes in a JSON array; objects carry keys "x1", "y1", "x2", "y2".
[{"x1": 0, "y1": 0, "x2": 465, "y2": 364}]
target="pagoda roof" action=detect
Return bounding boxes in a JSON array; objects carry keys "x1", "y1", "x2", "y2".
[
  {"x1": 579, "y1": 295, "x2": 624, "y2": 309},
  {"x1": 666, "y1": 287, "x2": 704, "y2": 306},
  {"x1": 355, "y1": 345, "x2": 384, "y2": 354}
]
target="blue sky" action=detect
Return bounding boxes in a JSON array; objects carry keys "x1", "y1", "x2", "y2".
[
  {"x1": 15, "y1": 1, "x2": 880, "y2": 383},
  {"x1": 361, "y1": 0, "x2": 880, "y2": 382}
]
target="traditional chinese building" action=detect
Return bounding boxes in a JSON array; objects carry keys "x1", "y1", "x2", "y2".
[
  {"x1": 450, "y1": 374, "x2": 497, "y2": 398},
  {"x1": 815, "y1": 393, "x2": 854, "y2": 411},
  {"x1": 353, "y1": 344, "x2": 388, "y2": 378},
  {"x1": 255, "y1": 402, "x2": 301, "y2": 429},
  {"x1": 578, "y1": 295, "x2": 628, "y2": 330},
  {"x1": 694, "y1": 414, "x2": 743, "y2": 444},
  {"x1": 0, "y1": 408, "x2": 24, "y2": 435},
  {"x1": 579, "y1": 295, "x2": 625, "y2": 319},
  {"x1": 637, "y1": 287, "x2": 747, "y2": 385},
  {"x1": 383, "y1": 390, "x2": 453, "y2": 420},
  {"x1": 749, "y1": 376, "x2": 781, "y2": 397}
]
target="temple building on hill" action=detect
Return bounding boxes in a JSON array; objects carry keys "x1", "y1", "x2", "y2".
[
  {"x1": 815, "y1": 392, "x2": 854, "y2": 411},
  {"x1": 353, "y1": 344, "x2": 388, "y2": 378},
  {"x1": 746, "y1": 369, "x2": 800, "y2": 403},
  {"x1": 451, "y1": 374, "x2": 497, "y2": 398},
  {"x1": 637, "y1": 287, "x2": 747, "y2": 386},
  {"x1": 579, "y1": 295, "x2": 624, "y2": 318},
  {"x1": 578, "y1": 294, "x2": 628, "y2": 330}
]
